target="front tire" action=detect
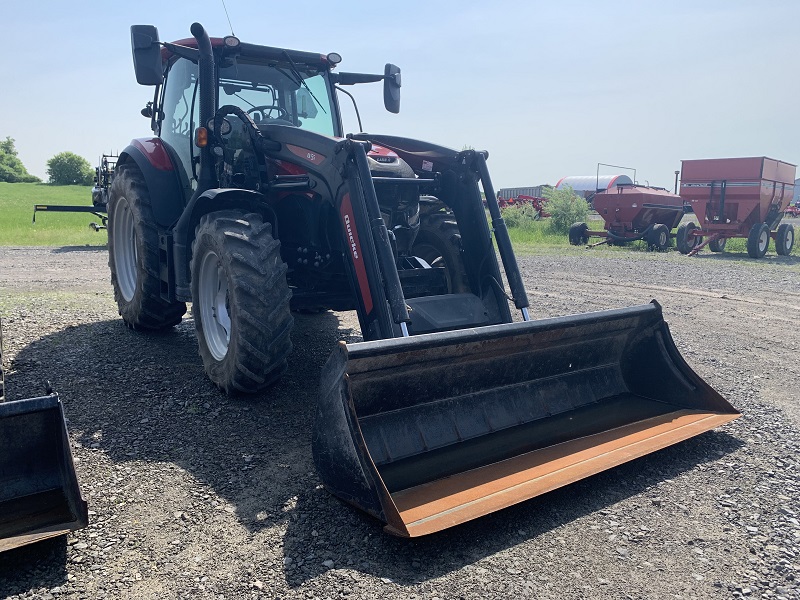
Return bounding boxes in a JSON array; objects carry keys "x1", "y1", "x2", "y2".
[
  {"x1": 412, "y1": 211, "x2": 469, "y2": 294},
  {"x1": 107, "y1": 164, "x2": 186, "y2": 330},
  {"x1": 191, "y1": 211, "x2": 293, "y2": 394},
  {"x1": 746, "y1": 222, "x2": 770, "y2": 259}
]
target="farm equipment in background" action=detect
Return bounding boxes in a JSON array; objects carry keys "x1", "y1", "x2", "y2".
[
  {"x1": 0, "y1": 320, "x2": 88, "y2": 552},
  {"x1": 569, "y1": 184, "x2": 684, "y2": 250},
  {"x1": 32, "y1": 154, "x2": 117, "y2": 231},
  {"x1": 498, "y1": 194, "x2": 550, "y2": 218},
  {"x1": 785, "y1": 202, "x2": 800, "y2": 218},
  {"x1": 90, "y1": 154, "x2": 118, "y2": 211},
  {"x1": 678, "y1": 157, "x2": 796, "y2": 258},
  {"x1": 109, "y1": 22, "x2": 739, "y2": 537}
]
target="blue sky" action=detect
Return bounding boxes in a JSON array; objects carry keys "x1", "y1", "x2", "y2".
[{"x1": 3, "y1": 1, "x2": 798, "y2": 189}]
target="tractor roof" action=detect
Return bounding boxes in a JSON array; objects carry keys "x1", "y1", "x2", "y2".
[{"x1": 164, "y1": 37, "x2": 334, "y2": 69}]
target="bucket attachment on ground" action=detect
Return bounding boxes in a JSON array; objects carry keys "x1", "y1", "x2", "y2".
[
  {"x1": 0, "y1": 395, "x2": 88, "y2": 552},
  {"x1": 313, "y1": 301, "x2": 739, "y2": 537}
]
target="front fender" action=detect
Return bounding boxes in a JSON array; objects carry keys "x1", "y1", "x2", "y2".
[{"x1": 172, "y1": 188, "x2": 275, "y2": 301}]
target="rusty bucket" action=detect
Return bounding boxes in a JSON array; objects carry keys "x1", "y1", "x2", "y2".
[{"x1": 313, "y1": 301, "x2": 739, "y2": 537}]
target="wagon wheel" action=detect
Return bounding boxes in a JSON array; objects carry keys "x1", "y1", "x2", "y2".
[
  {"x1": 647, "y1": 224, "x2": 670, "y2": 252},
  {"x1": 775, "y1": 223, "x2": 795, "y2": 256},
  {"x1": 568, "y1": 222, "x2": 589, "y2": 246},
  {"x1": 708, "y1": 237, "x2": 727, "y2": 253},
  {"x1": 676, "y1": 222, "x2": 701, "y2": 254},
  {"x1": 746, "y1": 222, "x2": 770, "y2": 259}
]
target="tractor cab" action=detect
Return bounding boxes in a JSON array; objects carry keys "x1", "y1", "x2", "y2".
[{"x1": 132, "y1": 26, "x2": 400, "y2": 197}]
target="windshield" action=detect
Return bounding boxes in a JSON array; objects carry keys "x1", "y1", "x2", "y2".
[{"x1": 218, "y1": 57, "x2": 337, "y2": 136}]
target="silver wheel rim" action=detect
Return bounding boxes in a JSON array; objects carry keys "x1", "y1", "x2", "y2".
[
  {"x1": 198, "y1": 250, "x2": 231, "y2": 361},
  {"x1": 113, "y1": 197, "x2": 138, "y2": 302},
  {"x1": 659, "y1": 230, "x2": 668, "y2": 247},
  {"x1": 786, "y1": 228, "x2": 794, "y2": 252},
  {"x1": 759, "y1": 228, "x2": 768, "y2": 253}
]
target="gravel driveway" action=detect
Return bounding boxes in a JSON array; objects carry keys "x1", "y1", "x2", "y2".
[{"x1": 1, "y1": 243, "x2": 799, "y2": 600}]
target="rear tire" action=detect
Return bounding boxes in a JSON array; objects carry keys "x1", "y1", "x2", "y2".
[
  {"x1": 107, "y1": 164, "x2": 186, "y2": 330},
  {"x1": 412, "y1": 212, "x2": 469, "y2": 294},
  {"x1": 191, "y1": 211, "x2": 293, "y2": 394},
  {"x1": 568, "y1": 222, "x2": 589, "y2": 246},
  {"x1": 647, "y1": 224, "x2": 670, "y2": 251},
  {"x1": 676, "y1": 222, "x2": 701, "y2": 254},
  {"x1": 775, "y1": 223, "x2": 795, "y2": 256},
  {"x1": 709, "y1": 237, "x2": 727, "y2": 253},
  {"x1": 746, "y1": 222, "x2": 770, "y2": 259}
]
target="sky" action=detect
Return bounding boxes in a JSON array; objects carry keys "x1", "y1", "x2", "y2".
[{"x1": 2, "y1": 1, "x2": 799, "y2": 190}]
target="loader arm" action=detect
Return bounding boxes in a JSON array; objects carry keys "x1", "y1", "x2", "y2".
[{"x1": 257, "y1": 125, "x2": 407, "y2": 340}]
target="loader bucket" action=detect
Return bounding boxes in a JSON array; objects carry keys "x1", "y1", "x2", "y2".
[
  {"x1": 0, "y1": 395, "x2": 88, "y2": 552},
  {"x1": 313, "y1": 301, "x2": 739, "y2": 537}
]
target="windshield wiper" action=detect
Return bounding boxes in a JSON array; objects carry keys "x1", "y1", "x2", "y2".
[{"x1": 280, "y1": 51, "x2": 327, "y2": 115}]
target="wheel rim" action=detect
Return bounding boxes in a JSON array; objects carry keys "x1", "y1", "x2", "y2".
[
  {"x1": 759, "y1": 229, "x2": 769, "y2": 253},
  {"x1": 113, "y1": 196, "x2": 138, "y2": 302},
  {"x1": 786, "y1": 228, "x2": 795, "y2": 252},
  {"x1": 198, "y1": 250, "x2": 231, "y2": 361},
  {"x1": 687, "y1": 226, "x2": 698, "y2": 248},
  {"x1": 659, "y1": 230, "x2": 668, "y2": 247}
]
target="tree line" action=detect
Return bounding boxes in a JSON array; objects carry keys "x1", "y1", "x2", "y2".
[{"x1": 0, "y1": 137, "x2": 94, "y2": 185}]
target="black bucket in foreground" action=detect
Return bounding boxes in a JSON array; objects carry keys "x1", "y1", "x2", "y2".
[
  {"x1": 313, "y1": 301, "x2": 739, "y2": 537},
  {"x1": 0, "y1": 395, "x2": 88, "y2": 552}
]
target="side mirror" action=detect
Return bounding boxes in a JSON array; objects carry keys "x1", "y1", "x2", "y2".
[
  {"x1": 131, "y1": 25, "x2": 163, "y2": 86},
  {"x1": 383, "y1": 64, "x2": 401, "y2": 114}
]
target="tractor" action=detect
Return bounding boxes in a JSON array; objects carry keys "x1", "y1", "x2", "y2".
[{"x1": 104, "y1": 23, "x2": 738, "y2": 537}]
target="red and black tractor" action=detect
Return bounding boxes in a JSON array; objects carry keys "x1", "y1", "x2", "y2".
[{"x1": 104, "y1": 23, "x2": 737, "y2": 538}]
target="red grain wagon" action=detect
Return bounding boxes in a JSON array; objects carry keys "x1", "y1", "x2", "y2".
[
  {"x1": 568, "y1": 184, "x2": 684, "y2": 251},
  {"x1": 678, "y1": 157, "x2": 796, "y2": 258}
]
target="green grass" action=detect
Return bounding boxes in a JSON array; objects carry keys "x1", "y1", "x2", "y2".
[
  {"x1": 506, "y1": 215, "x2": 605, "y2": 254},
  {"x1": 0, "y1": 182, "x2": 107, "y2": 246}
]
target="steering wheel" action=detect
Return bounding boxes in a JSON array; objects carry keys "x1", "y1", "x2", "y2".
[{"x1": 246, "y1": 105, "x2": 289, "y2": 121}]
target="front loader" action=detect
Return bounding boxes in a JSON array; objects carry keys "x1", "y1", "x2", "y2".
[
  {"x1": 109, "y1": 23, "x2": 739, "y2": 537},
  {"x1": 0, "y1": 321, "x2": 88, "y2": 552}
]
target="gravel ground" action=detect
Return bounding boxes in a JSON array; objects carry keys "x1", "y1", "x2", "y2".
[{"x1": 1, "y1": 242, "x2": 799, "y2": 600}]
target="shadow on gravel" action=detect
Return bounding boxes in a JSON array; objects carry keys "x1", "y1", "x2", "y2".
[
  {"x1": 281, "y1": 429, "x2": 743, "y2": 588},
  {"x1": 0, "y1": 538, "x2": 68, "y2": 596},
  {"x1": 51, "y1": 245, "x2": 107, "y2": 254},
  {"x1": 1, "y1": 310, "x2": 744, "y2": 592},
  {"x1": 1, "y1": 310, "x2": 347, "y2": 589}
]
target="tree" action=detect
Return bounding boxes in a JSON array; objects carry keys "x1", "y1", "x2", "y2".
[
  {"x1": 0, "y1": 137, "x2": 41, "y2": 183},
  {"x1": 46, "y1": 152, "x2": 94, "y2": 185},
  {"x1": 543, "y1": 184, "x2": 589, "y2": 234}
]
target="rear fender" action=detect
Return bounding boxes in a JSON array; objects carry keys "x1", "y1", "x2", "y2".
[{"x1": 117, "y1": 138, "x2": 185, "y2": 228}]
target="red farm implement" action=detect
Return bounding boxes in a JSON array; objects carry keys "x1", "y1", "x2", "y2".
[
  {"x1": 568, "y1": 184, "x2": 684, "y2": 251},
  {"x1": 498, "y1": 194, "x2": 550, "y2": 218},
  {"x1": 678, "y1": 157, "x2": 796, "y2": 258},
  {"x1": 785, "y1": 203, "x2": 800, "y2": 218}
]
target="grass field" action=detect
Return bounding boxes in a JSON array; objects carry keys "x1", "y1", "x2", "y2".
[{"x1": 0, "y1": 182, "x2": 107, "y2": 247}]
